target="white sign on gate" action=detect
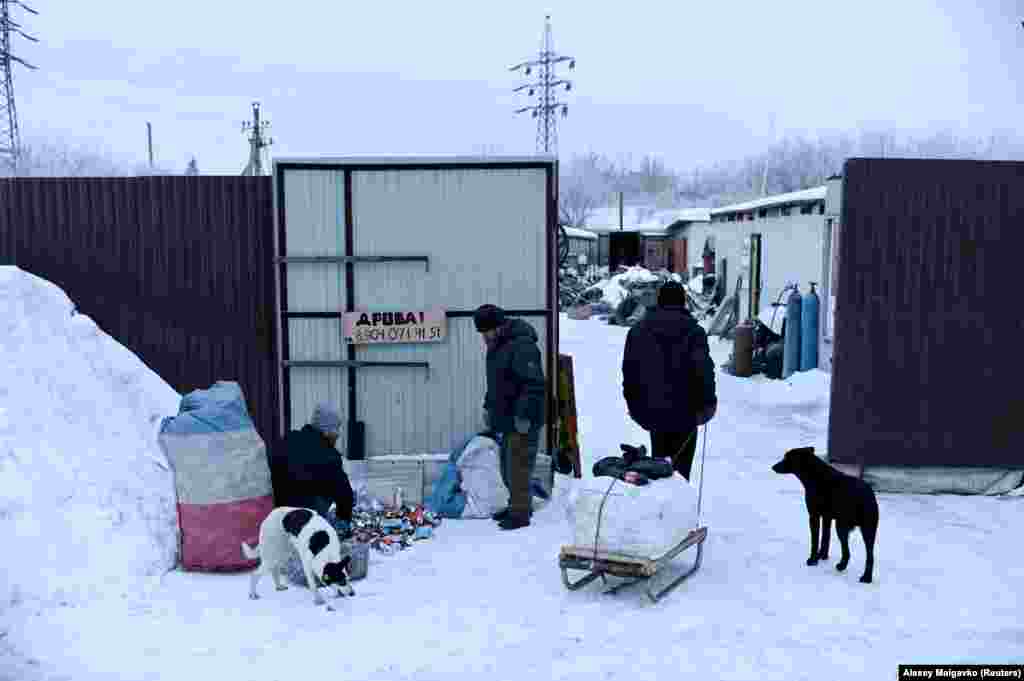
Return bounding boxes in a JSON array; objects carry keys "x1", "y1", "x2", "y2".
[{"x1": 343, "y1": 309, "x2": 447, "y2": 344}]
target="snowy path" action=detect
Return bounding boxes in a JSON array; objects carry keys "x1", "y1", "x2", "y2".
[{"x1": 3, "y1": 316, "x2": 1023, "y2": 680}]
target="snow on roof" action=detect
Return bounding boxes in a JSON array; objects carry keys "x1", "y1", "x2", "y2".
[
  {"x1": 710, "y1": 186, "x2": 828, "y2": 215},
  {"x1": 562, "y1": 226, "x2": 598, "y2": 240},
  {"x1": 661, "y1": 207, "x2": 712, "y2": 224}
]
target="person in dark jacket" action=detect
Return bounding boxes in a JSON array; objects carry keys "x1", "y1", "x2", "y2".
[
  {"x1": 271, "y1": 403, "x2": 355, "y2": 534},
  {"x1": 474, "y1": 304, "x2": 546, "y2": 531},
  {"x1": 621, "y1": 281, "x2": 717, "y2": 480}
]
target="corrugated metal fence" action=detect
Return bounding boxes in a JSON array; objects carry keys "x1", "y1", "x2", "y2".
[
  {"x1": 829, "y1": 158, "x2": 1024, "y2": 469},
  {"x1": 0, "y1": 176, "x2": 280, "y2": 444}
]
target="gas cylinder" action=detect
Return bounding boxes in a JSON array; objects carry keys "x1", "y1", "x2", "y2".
[
  {"x1": 782, "y1": 286, "x2": 802, "y2": 379},
  {"x1": 800, "y1": 282, "x2": 820, "y2": 372},
  {"x1": 733, "y1": 320, "x2": 755, "y2": 378}
]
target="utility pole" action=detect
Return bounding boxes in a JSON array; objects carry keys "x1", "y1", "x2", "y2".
[
  {"x1": 0, "y1": 0, "x2": 38, "y2": 174},
  {"x1": 761, "y1": 113, "x2": 775, "y2": 197},
  {"x1": 241, "y1": 101, "x2": 272, "y2": 176},
  {"x1": 509, "y1": 14, "x2": 576, "y2": 156},
  {"x1": 146, "y1": 121, "x2": 154, "y2": 169}
]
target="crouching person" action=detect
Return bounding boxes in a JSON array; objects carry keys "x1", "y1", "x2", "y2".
[
  {"x1": 474, "y1": 304, "x2": 546, "y2": 531},
  {"x1": 272, "y1": 403, "x2": 355, "y2": 537}
]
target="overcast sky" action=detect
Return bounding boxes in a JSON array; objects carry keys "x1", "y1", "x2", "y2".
[{"x1": 15, "y1": 0, "x2": 1024, "y2": 175}]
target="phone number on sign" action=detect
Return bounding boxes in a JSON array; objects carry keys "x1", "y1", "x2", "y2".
[{"x1": 350, "y1": 326, "x2": 443, "y2": 343}]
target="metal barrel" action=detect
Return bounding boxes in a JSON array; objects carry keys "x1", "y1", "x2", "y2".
[{"x1": 733, "y1": 320, "x2": 755, "y2": 378}]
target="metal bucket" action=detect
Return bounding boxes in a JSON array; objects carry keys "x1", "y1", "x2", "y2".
[{"x1": 346, "y1": 541, "x2": 369, "y2": 581}]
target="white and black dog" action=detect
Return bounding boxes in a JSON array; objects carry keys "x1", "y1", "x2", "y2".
[{"x1": 242, "y1": 507, "x2": 355, "y2": 609}]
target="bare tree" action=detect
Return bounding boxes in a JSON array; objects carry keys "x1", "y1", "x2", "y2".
[
  {"x1": 2, "y1": 140, "x2": 175, "y2": 177},
  {"x1": 558, "y1": 152, "x2": 614, "y2": 226}
]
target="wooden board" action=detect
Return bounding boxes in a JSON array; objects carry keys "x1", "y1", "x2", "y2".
[{"x1": 557, "y1": 354, "x2": 583, "y2": 478}]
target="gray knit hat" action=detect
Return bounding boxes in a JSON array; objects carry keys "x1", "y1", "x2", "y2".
[{"x1": 311, "y1": 403, "x2": 342, "y2": 435}]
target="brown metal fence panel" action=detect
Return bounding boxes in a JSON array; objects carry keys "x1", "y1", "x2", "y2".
[
  {"x1": 829, "y1": 158, "x2": 1024, "y2": 468},
  {"x1": 0, "y1": 176, "x2": 280, "y2": 445}
]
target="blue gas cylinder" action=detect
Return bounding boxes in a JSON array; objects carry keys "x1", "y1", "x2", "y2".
[
  {"x1": 782, "y1": 286, "x2": 802, "y2": 379},
  {"x1": 800, "y1": 282, "x2": 820, "y2": 372}
]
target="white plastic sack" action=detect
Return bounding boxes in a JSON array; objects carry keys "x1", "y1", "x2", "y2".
[
  {"x1": 457, "y1": 436, "x2": 507, "y2": 519},
  {"x1": 571, "y1": 474, "x2": 699, "y2": 559}
]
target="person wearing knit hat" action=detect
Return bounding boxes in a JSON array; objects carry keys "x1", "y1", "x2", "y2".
[
  {"x1": 269, "y1": 402, "x2": 355, "y2": 536},
  {"x1": 621, "y1": 279, "x2": 718, "y2": 480},
  {"x1": 473, "y1": 303, "x2": 546, "y2": 530}
]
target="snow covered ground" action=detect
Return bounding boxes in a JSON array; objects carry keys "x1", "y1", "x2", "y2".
[{"x1": 2, "y1": 303, "x2": 1023, "y2": 680}]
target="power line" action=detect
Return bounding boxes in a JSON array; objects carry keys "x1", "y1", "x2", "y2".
[
  {"x1": 0, "y1": 0, "x2": 38, "y2": 173},
  {"x1": 241, "y1": 101, "x2": 273, "y2": 176},
  {"x1": 509, "y1": 14, "x2": 575, "y2": 156}
]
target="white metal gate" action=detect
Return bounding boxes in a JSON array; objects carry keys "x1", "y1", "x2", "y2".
[{"x1": 273, "y1": 157, "x2": 559, "y2": 460}]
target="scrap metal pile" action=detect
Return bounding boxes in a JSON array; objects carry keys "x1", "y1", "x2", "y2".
[
  {"x1": 564, "y1": 266, "x2": 722, "y2": 327},
  {"x1": 559, "y1": 268, "x2": 606, "y2": 311},
  {"x1": 351, "y1": 504, "x2": 443, "y2": 554}
]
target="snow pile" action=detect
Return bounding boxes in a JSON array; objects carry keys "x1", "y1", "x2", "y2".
[
  {"x1": 730, "y1": 367, "x2": 830, "y2": 410},
  {"x1": 583, "y1": 266, "x2": 662, "y2": 308},
  {"x1": 0, "y1": 267, "x2": 182, "y2": 609}
]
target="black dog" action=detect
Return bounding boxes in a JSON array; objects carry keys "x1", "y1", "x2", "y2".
[{"x1": 771, "y1": 446, "x2": 879, "y2": 584}]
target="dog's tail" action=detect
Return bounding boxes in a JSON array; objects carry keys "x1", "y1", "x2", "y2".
[{"x1": 241, "y1": 541, "x2": 259, "y2": 560}]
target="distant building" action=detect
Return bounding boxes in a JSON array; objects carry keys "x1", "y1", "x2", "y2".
[{"x1": 670, "y1": 185, "x2": 833, "y2": 331}]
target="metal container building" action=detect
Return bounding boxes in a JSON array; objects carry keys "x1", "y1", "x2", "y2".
[{"x1": 273, "y1": 157, "x2": 559, "y2": 466}]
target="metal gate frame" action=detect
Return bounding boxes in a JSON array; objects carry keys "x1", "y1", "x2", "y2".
[{"x1": 272, "y1": 157, "x2": 559, "y2": 462}]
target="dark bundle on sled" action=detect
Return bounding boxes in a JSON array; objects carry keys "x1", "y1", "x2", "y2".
[{"x1": 592, "y1": 444, "x2": 675, "y2": 485}]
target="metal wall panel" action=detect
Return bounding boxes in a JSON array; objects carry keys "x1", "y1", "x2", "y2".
[
  {"x1": 283, "y1": 169, "x2": 348, "y2": 312},
  {"x1": 345, "y1": 168, "x2": 549, "y2": 456},
  {"x1": 0, "y1": 176, "x2": 280, "y2": 444},
  {"x1": 288, "y1": 367, "x2": 349, "y2": 435},
  {"x1": 830, "y1": 158, "x2": 1024, "y2": 469},
  {"x1": 351, "y1": 168, "x2": 548, "y2": 310}
]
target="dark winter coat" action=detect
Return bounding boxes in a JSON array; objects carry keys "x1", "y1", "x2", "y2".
[
  {"x1": 483, "y1": 318, "x2": 547, "y2": 433},
  {"x1": 622, "y1": 304, "x2": 717, "y2": 434},
  {"x1": 270, "y1": 424, "x2": 354, "y2": 520}
]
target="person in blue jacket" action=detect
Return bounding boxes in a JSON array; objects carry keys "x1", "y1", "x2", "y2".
[{"x1": 474, "y1": 304, "x2": 546, "y2": 531}]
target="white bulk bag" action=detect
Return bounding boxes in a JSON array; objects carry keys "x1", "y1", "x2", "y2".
[
  {"x1": 571, "y1": 474, "x2": 699, "y2": 559},
  {"x1": 457, "y1": 436, "x2": 507, "y2": 519}
]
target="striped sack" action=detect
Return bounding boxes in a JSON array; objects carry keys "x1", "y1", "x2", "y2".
[{"x1": 159, "y1": 381, "x2": 273, "y2": 572}]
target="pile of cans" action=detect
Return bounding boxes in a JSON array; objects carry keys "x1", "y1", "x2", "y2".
[{"x1": 351, "y1": 503, "x2": 442, "y2": 554}]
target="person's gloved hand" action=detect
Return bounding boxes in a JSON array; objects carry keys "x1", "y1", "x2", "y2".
[{"x1": 514, "y1": 417, "x2": 531, "y2": 434}]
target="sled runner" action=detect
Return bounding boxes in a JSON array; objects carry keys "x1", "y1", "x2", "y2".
[{"x1": 558, "y1": 526, "x2": 707, "y2": 603}]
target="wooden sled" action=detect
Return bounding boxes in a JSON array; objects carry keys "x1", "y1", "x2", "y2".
[{"x1": 559, "y1": 527, "x2": 708, "y2": 603}]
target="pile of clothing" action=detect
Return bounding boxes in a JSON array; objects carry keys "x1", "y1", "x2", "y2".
[
  {"x1": 591, "y1": 444, "x2": 676, "y2": 485},
  {"x1": 351, "y1": 504, "x2": 442, "y2": 554}
]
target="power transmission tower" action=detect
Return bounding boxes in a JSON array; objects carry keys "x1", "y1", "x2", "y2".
[
  {"x1": 241, "y1": 101, "x2": 273, "y2": 176},
  {"x1": 509, "y1": 14, "x2": 575, "y2": 155},
  {"x1": 0, "y1": 0, "x2": 38, "y2": 173}
]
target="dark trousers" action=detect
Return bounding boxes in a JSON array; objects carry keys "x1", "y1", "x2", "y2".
[
  {"x1": 651, "y1": 429, "x2": 697, "y2": 480},
  {"x1": 499, "y1": 427, "x2": 540, "y2": 516}
]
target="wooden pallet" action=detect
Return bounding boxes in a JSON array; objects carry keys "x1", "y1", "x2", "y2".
[{"x1": 559, "y1": 527, "x2": 708, "y2": 603}]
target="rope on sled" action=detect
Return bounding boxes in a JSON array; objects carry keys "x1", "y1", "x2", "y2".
[
  {"x1": 696, "y1": 423, "x2": 709, "y2": 527},
  {"x1": 592, "y1": 476, "x2": 619, "y2": 563},
  {"x1": 590, "y1": 425, "x2": 710, "y2": 564}
]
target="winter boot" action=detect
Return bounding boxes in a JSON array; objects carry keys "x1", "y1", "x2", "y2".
[{"x1": 492, "y1": 508, "x2": 510, "y2": 522}]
